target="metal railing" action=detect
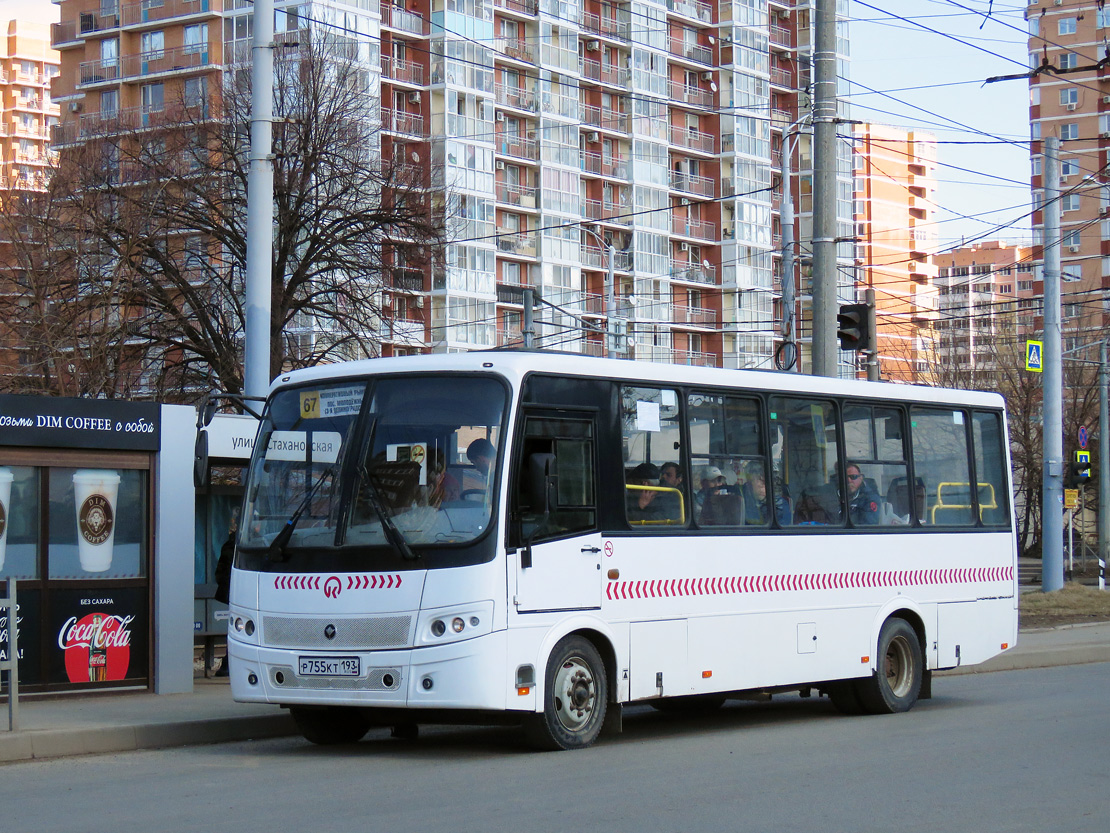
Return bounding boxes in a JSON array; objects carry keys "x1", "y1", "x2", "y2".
[{"x1": 1, "y1": 579, "x2": 18, "y2": 732}]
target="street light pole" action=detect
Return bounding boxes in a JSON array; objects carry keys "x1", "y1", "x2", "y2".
[
  {"x1": 1100, "y1": 338, "x2": 1109, "y2": 587},
  {"x1": 1042, "y1": 137, "x2": 1064, "y2": 593}
]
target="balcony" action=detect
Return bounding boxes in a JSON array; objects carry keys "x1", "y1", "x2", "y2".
[
  {"x1": 495, "y1": 181, "x2": 538, "y2": 208},
  {"x1": 494, "y1": 0, "x2": 538, "y2": 15},
  {"x1": 84, "y1": 44, "x2": 215, "y2": 84},
  {"x1": 381, "y1": 108, "x2": 426, "y2": 137},
  {"x1": 667, "y1": 37, "x2": 713, "y2": 65},
  {"x1": 770, "y1": 24, "x2": 791, "y2": 49},
  {"x1": 581, "y1": 245, "x2": 633, "y2": 271},
  {"x1": 670, "y1": 125, "x2": 715, "y2": 153},
  {"x1": 670, "y1": 258, "x2": 717, "y2": 284},
  {"x1": 673, "y1": 348, "x2": 717, "y2": 367},
  {"x1": 584, "y1": 198, "x2": 632, "y2": 225},
  {"x1": 121, "y1": 0, "x2": 221, "y2": 27},
  {"x1": 580, "y1": 10, "x2": 630, "y2": 40},
  {"x1": 673, "y1": 305, "x2": 715, "y2": 327},
  {"x1": 770, "y1": 66, "x2": 792, "y2": 87},
  {"x1": 497, "y1": 328, "x2": 524, "y2": 347},
  {"x1": 669, "y1": 170, "x2": 715, "y2": 198},
  {"x1": 580, "y1": 151, "x2": 628, "y2": 179},
  {"x1": 390, "y1": 267, "x2": 425, "y2": 292},
  {"x1": 770, "y1": 108, "x2": 793, "y2": 130},
  {"x1": 579, "y1": 57, "x2": 629, "y2": 87},
  {"x1": 495, "y1": 132, "x2": 538, "y2": 162},
  {"x1": 582, "y1": 104, "x2": 629, "y2": 133},
  {"x1": 496, "y1": 38, "x2": 535, "y2": 63},
  {"x1": 380, "y1": 2, "x2": 427, "y2": 35},
  {"x1": 381, "y1": 56, "x2": 423, "y2": 85},
  {"x1": 669, "y1": 80, "x2": 714, "y2": 108},
  {"x1": 496, "y1": 230, "x2": 538, "y2": 257},
  {"x1": 666, "y1": 0, "x2": 713, "y2": 22},
  {"x1": 494, "y1": 83, "x2": 537, "y2": 112}
]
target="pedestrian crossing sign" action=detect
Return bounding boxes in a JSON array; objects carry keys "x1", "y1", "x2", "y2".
[{"x1": 1026, "y1": 340, "x2": 1043, "y2": 372}]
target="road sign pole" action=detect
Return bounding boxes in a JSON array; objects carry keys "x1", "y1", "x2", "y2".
[{"x1": 1042, "y1": 137, "x2": 1064, "y2": 593}]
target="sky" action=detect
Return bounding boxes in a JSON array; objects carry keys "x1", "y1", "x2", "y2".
[
  {"x1": 6, "y1": 0, "x2": 1030, "y2": 251},
  {"x1": 849, "y1": 0, "x2": 1032, "y2": 249}
]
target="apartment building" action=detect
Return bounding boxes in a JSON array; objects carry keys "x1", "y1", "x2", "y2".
[
  {"x1": 0, "y1": 20, "x2": 59, "y2": 192},
  {"x1": 934, "y1": 240, "x2": 1036, "y2": 380},
  {"x1": 1027, "y1": 1, "x2": 1110, "y2": 351},
  {"x1": 48, "y1": 0, "x2": 855, "y2": 375},
  {"x1": 851, "y1": 123, "x2": 938, "y2": 383}
]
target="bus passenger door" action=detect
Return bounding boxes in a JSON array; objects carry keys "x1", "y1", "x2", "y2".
[{"x1": 512, "y1": 411, "x2": 602, "y2": 612}]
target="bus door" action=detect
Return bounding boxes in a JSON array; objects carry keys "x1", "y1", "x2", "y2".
[{"x1": 512, "y1": 410, "x2": 602, "y2": 612}]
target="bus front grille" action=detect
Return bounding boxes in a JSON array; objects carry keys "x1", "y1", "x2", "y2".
[{"x1": 262, "y1": 615, "x2": 413, "y2": 649}]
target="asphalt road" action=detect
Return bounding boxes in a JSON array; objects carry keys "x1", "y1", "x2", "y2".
[{"x1": 4, "y1": 663, "x2": 1109, "y2": 833}]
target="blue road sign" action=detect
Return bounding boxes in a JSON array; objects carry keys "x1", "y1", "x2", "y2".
[{"x1": 1026, "y1": 340, "x2": 1043, "y2": 372}]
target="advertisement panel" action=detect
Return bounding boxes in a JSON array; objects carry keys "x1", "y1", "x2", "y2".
[{"x1": 48, "y1": 587, "x2": 149, "y2": 686}]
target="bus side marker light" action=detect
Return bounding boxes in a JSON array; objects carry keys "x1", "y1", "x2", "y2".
[
  {"x1": 861, "y1": 656, "x2": 869, "y2": 664},
  {"x1": 1001, "y1": 643, "x2": 1009, "y2": 650},
  {"x1": 607, "y1": 569, "x2": 619, "y2": 580},
  {"x1": 517, "y1": 687, "x2": 531, "y2": 696},
  {"x1": 702, "y1": 670, "x2": 712, "y2": 678}
]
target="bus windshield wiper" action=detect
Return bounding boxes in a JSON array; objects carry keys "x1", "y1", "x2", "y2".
[
  {"x1": 268, "y1": 465, "x2": 335, "y2": 562},
  {"x1": 358, "y1": 461, "x2": 419, "y2": 562}
]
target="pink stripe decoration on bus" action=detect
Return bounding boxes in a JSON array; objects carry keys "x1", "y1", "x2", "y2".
[
  {"x1": 604, "y1": 565, "x2": 1014, "y2": 600},
  {"x1": 273, "y1": 573, "x2": 402, "y2": 590}
]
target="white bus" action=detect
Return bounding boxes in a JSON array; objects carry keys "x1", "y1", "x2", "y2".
[{"x1": 228, "y1": 352, "x2": 1017, "y2": 750}]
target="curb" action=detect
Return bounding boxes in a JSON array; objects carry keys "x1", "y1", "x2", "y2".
[{"x1": 0, "y1": 713, "x2": 296, "y2": 765}]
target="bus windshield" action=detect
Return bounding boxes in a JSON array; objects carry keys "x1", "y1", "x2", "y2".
[{"x1": 240, "y1": 375, "x2": 507, "y2": 554}]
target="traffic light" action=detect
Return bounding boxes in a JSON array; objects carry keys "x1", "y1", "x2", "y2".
[
  {"x1": 837, "y1": 303, "x2": 871, "y2": 352},
  {"x1": 1065, "y1": 461, "x2": 1091, "y2": 488}
]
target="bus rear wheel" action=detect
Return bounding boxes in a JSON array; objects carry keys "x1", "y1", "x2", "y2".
[
  {"x1": 854, "y1": 618, "x2": 923, "y2": 715},
  {"x1": 525, "y1": 636, "x2": 608, "y2": 751},
  {"x1": 290, "y1": 706, "x2": 372, "y2": 745}
]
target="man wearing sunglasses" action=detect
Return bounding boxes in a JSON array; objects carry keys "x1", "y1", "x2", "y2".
[{"x1": 845, "y1": 463, "x2": 880, "y2": 526}]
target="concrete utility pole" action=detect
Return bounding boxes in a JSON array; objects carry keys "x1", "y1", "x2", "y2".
[
  {"x1": 1043, "y1": 137, "x2": 1064, "y2": 593},
  {"x1": 244, "y1": 0, "x2": 276, "y2": 398},
  {"x1": 811, "y1": 0, "x2": 838, "y2": 378},
  {"x1": 1100, "y1": 339, "x2": 1109, "y2": 585}
]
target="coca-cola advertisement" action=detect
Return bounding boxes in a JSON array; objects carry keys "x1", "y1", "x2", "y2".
[{"x1": 49, "y1": 588, "x2": 147, "y2": 686}]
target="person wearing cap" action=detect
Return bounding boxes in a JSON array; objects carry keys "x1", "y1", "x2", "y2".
[
  {"x1": 694, "y1": 464, "x2": 727, "y2": 516},
  {"x1": 626, "y1": 461, "x2": 668, "y2": 523}
]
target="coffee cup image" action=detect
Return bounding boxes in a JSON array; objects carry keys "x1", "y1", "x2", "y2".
[
  {"x1": 72, "y1": 470, "x2": 121, "y2": 572},
  {"x1": 0, "y1": 467, "x2": 12, "y2": 572}
]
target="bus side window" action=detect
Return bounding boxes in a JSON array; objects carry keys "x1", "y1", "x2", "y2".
[
  {"x1": 911, "y1": 408, "x2": 974, "y2": 526},
  {"x1": 842, "y1": 404, "x2": 910, "y2": 526},
  {"x1": 770, "y1": 397, "x2": 842, "y2": 526},
  {"x1": 514, "y1": 415, "x2": 597, "y2": 543},
  {"x1": 621, "y1": 386, "x2": 686, "y2": 528},
  {"x1": 972, "y1": 411, "x2": 1009, "y2": 526}
]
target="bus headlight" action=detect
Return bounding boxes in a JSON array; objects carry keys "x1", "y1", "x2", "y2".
[
  {"x1": 418, "y1": 601, "x2": 494, "y2": 646},
  {"x1": 230, "y1": 613, "x2": 258, "y2": 643}
]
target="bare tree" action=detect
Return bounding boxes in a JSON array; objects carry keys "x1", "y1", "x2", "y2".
[{"x1": 0, "y1": 29, "x2": 441, "y2": 401}]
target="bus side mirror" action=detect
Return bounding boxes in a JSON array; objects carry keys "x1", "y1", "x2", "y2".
[{"x1": 193, "y1": 429, "x2": 209, "y2": 489}]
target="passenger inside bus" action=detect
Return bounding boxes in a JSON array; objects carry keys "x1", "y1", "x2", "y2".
[
  {"x1": 844, "y1": 462, "x2": 880, "y2": 525},
  {"x1": 742, "y1": 461, "x2": 791, "y2": 526},
  {"x1": 626, "y1": 462, "x2": 673, "y2": 524}
]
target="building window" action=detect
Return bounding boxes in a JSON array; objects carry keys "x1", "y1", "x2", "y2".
[
  {"x1": 1061, "y1": 158, "x2": 1079, "y2": 176},
  {"x1": 1060, "y1": 88, "x2": 1078, "y2": 106},
  {"x1": 1059, "y1": 53, "x2": 1078, "y2": 70},
  {"x1": 1059, "y1": 17, "x2": 1077, "y2": 35},
  {"x1": 1064, "y1": 230, "x2": 1081, "y2": 248},
  {"x1": 184, "y1": 24, "x2": 208, "y2": 54},
  {"x1": 1061, "y1": 123, "x2": 1079, "y2": 140},
  {"x1": 1063, "y1": 193, "x2": 1081, "y2": 211},
  {"x1": 140, "y1": 31, "x2": 164, "y2": 60}
]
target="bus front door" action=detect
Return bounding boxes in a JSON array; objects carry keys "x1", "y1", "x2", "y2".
[{"x1": 513, "y1": 411, "x2": 602, "y2": 613}]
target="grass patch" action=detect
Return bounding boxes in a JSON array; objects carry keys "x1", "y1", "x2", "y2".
[{"x1": 1020, "y1": 583, "x2": 1110, "y2": 629}]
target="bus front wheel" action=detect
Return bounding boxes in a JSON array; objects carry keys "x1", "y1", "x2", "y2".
[
  {"x1": 290, "y1": 706, "x2": 372, "y2": 745},
  {"x1": 525, "y1": 636, "x2": 608, "y2": 751},
  {"x1": 854, "y1": 618, "x2": 923, "y2": 714}
]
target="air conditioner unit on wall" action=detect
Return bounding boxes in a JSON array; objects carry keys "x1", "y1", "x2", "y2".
[
  {"x1": 1069, "y1": 245, "x2": 1081, "y2": 252},
  {"x1": 587, "y1": 131, "x2": 600, "y2": 143},
  {"x1": 1103, "y1": 95, "x2": 1110, "y2": 104},
  {"x1": 701, "y1": 71, "x2": 714, "y2": 82},
  {"x1": 680, "y1": 242, "x2": 690, "y2": 252},
  {"x1": 495, "y1": 111, "x2": 504, "y2": 122},
  {"x1": 408, "y1": 91, "x2": 422, "y2": 105},
  {"x1": 69, "y1": 101, "x2": 82, "y2": 113},
  {"x1": 495, "y1": 160, "x2": 505, "y2": 170},
  {"x1": 1066, "y1": 102, "x2": 1077, "y2": 111},
  {"x1": 586, "y1": 40, "x2": 600, "y2": 52}
]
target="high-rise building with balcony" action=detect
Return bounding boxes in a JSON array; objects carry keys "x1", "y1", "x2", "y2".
[
  {"x1": 0, "y1": 20, "x2": 59, "y2": 192},
  {"x1": 1026, "y1": 1, "x2": 1110, "y2": 351},
  {"x1": 48, "y1": 0, "x2": 856, "y2": 376},
  {"x1": 852, "y1": 123, "x2": 938, "y2": 383},
  {"x1": 934, "y1": 240, "x2": 1037, "y2": 381}
]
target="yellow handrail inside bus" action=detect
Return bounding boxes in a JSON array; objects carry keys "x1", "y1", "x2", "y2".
[
  {"x1": 625, "y1": 484, "x2": 686, "y2": 525},
  {"x1": 931, "y1": 481, "x2": 997, "y2": 523}
]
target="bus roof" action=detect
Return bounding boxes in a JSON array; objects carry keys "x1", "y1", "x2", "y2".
[{"x1": 268, "y1": 351, "x2": 1006, "y2": 410}]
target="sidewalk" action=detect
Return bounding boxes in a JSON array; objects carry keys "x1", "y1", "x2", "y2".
[{"x1": 3, "y1": 623, "x2": 1110, "y2": 764}]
